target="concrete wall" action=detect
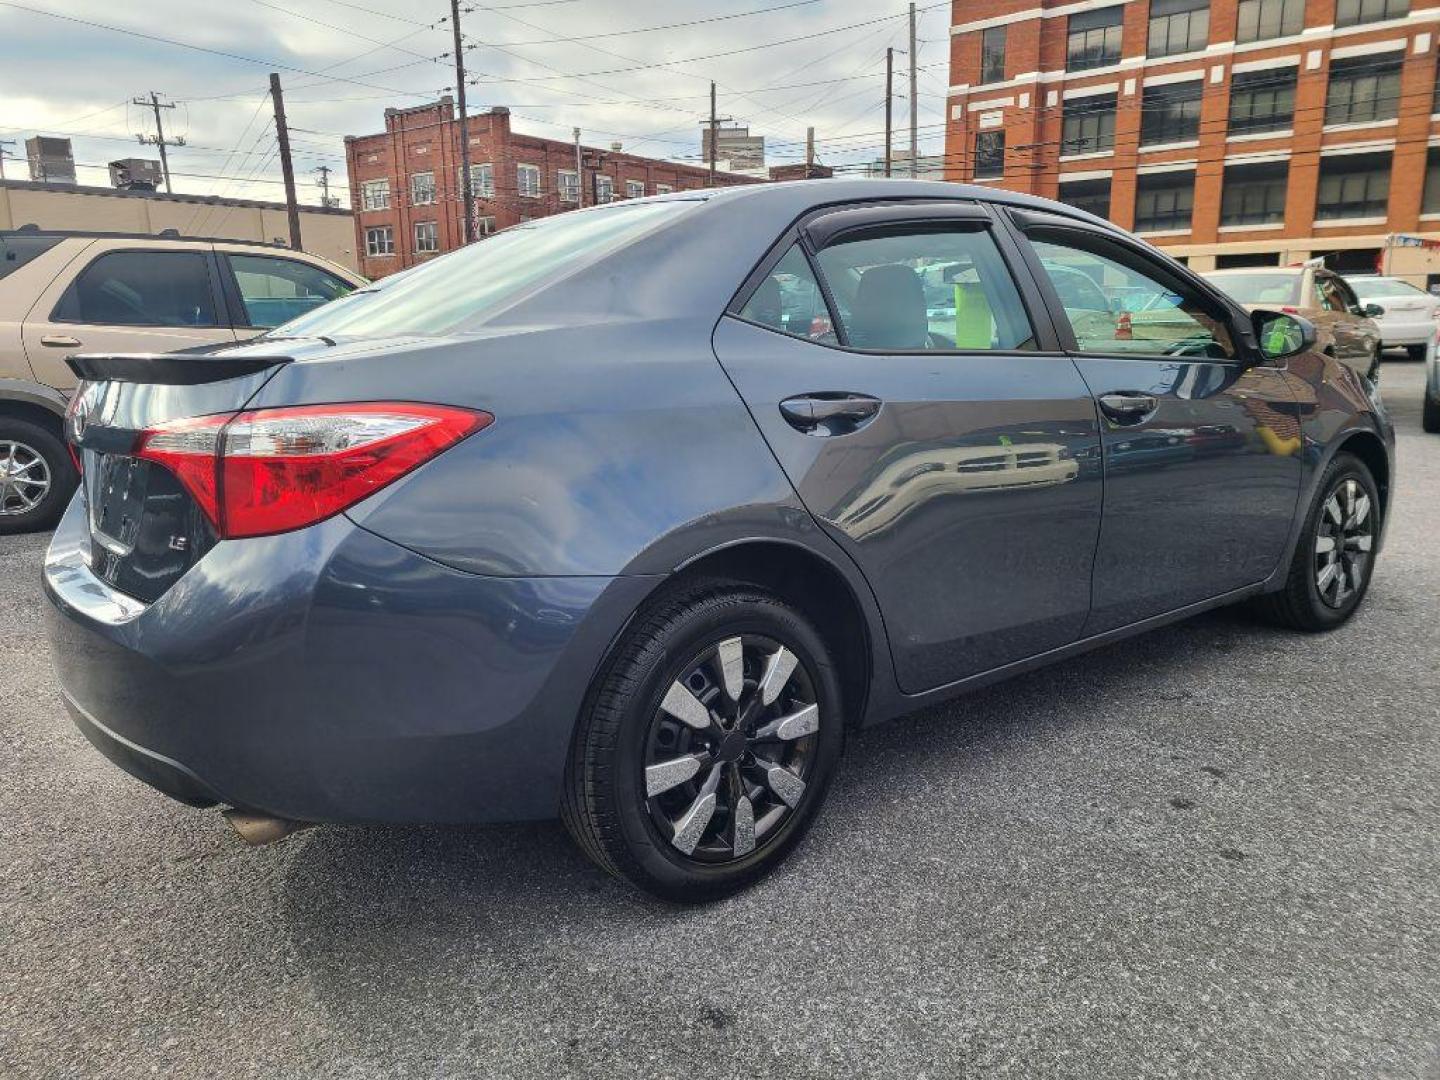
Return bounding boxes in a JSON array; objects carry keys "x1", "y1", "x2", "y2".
[{"x1": 0, "y1": 182, "x2": 358, "y2": 271}]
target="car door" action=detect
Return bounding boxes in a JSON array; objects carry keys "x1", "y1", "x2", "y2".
[
  {"x1": 713, "y1": 202, "x2": 1104, "y2": 694},
  {"x1": 1314, "y1": 273, "x2": 1374, "y2": 369},
  {"x1": 1004, "y1": 210, "x2": 1302, "y2": 634},
  {"x1": 22, "y1": 243, "x2": 236, "y2": 391},
  {"x1": 213, "y1": 249, "x2": 358, "y2": 339}
]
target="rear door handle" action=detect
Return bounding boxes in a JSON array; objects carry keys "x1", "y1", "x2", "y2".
[
  {"x1": 780, "y1": 394, "x2": 881, "y2": 434},
  {"x1": 1098, "y1": 392, "x2": 1158, "y2": 423},
  {"x1": 41, "y1": 335, "x2": 82, "y2": 348}
]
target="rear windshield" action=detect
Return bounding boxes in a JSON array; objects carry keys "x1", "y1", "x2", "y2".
[
  {"x1": 274, "y1": 201, "x2": 695, "y2": 338},
  {"x1": 0, "y1": 235, "x2": 63, "y2": 282},
  {"x1": 1205, "y1": 272, "x2": 1302, "y2": 307},
  {"x1": 1349, "y1": 278, "x2": 1427, "y2": 299}
]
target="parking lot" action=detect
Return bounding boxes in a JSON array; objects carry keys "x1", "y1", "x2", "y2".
[{"x1": 0, "y1": 361, "x2": 1435, "y2": 1080}]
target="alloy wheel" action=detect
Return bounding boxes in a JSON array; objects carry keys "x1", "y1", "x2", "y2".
[
  {"x1": 0, "y1": 441, "x2": 52, "y2": 517},
  {"x1": 643, "y1": 634, "x2": 820, "y2": 864},
  {"x1": 1314, "y1": 477, "x2": 1373, "y2": 609}
]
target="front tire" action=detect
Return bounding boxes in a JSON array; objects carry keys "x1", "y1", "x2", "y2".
[
  {"x1": 1251, "y1": 452, "x2": 1380, "y2": 631},
  {"x1": 0, "y1": 417, "x2": 78, "y2": 535},
  {"x1": 563, "y1": 580, "x2": 843, "y2": 902},
  {"x1": 1405, "y1": 344, "x2": 1428, "y2": 363}
]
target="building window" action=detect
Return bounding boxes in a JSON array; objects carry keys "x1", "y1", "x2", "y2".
[
  {"x1": 974, "y1": 131, "x2": 1005, "y2": 178},
  {"x1": 1058, "y1": 177, "x2": 1113, "y2": 219},
  {"x1": 1229, "y1": 68, "x2": 1296, "y2": 134},
  {"x1": 1316, "y1": 152, "x2": 1391, "y2": 219},
  {"x1": 477, "y1": 215, "x2": 497, "y2": 237},
  {"x1": 1135, "y1": 172, "x2": 1195, "y2": 232},
  {"x1": 1221, "y1": 161, "x2": 1288, "y2": 225},
  {"x1": 980, "y1": 26, "x2": 1007, "y2": 84},
  {"x1": 558, "y1": 169, "x2": 580, "y2": 203},
  {"x1": 1325, "y1": 53, "x2": 1403, "y2": 126},
  {"x1": 413, "y1": 221, "x2": 439, "y2": 254},
  {"x1": 459, "y1": 162, "x2": 493, "y2": 198},
  {"x1": 410, "y1": 171, "x2": 435, "y2": 206},
  {"x1": 364, "y1": 226, "x2": 394, "y2": 257},
  {"x1": 595, "y1": 175, "x2": 614, "y2": 203},
  {"x1": 1424, "y1": 149, "x2": 1440, "y2": 215},
  {"x1": 1334, "y1": 0, "x2": 1407, "y2": 26},
  {"x1": 517, "y1": 163, "x2": 541, "y2": 198},
  {"x1": 1141, "y1": 80, "x2": 1203, "y2": 145},
  {"x1": 1235, "y1": 0, "x2": 1304, "y2": 43},
  {"x1": 360, "y1": 179, "x2": 390, "y2": 211},
  {"x1": 1062, "y1": 94, "x2": 1118, "y2": 155},
  {"x1": 1148, "y1": 0, "x2": 1209, "y2": 58},
  {"x1": 626, "y1": 179, "x2": 646, "y2": 199},
  {"x1": 656, "y1": 183, "x2": 673, "y2": 194},
  {"x1": 1066, "y1": 7, "x2": 1124, "y2": 72}
]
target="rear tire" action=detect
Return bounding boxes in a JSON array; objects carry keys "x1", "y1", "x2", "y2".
[
  {"x1": 0, "y1": 417, "x2": 78, "y2": 535},
  {"x1": 1406, "y1": 344, "x2": 1428, "y2": 363},
  {"x1": 562, "y1": 579, "x2": 844, "y2": 902},
  {"x1": 1423, "y1": 389, "x2": 1440, "y2": 434},
  {"x1": 1251, "y1": 452, "x2": 1379, "y2": 632}
]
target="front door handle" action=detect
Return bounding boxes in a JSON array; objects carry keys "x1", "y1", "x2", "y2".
[
  {"x1": 779, "y1": 394, "x2": 882, "y2": 434},
  {"x1": 41, "y1": 334, "x2": 82, "y2": 348},
  {"x1": 1098, "y1": 392, "x2": 1158, "y2": 424}
]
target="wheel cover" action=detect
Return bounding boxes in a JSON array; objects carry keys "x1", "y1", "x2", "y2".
[
  {"x1": 1313, "y1": 477, "x2": 1374, "y2": 609},
  {"x1": 642, "y1": 633, "x2": 820, "y2": 864},
  {"x1": 0, "y1": 441, "x2": 52, "y2": 517}
]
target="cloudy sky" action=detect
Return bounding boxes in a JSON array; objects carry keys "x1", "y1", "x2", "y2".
[{"x1": 0, "y1": 0, "x2": 951, "y2": 207}]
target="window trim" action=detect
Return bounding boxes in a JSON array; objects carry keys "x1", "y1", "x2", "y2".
[{"x1": 50, "y1": 247, "x2": 229, "y2": 329}]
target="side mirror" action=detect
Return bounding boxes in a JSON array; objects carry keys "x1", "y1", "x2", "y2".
[
  {"x1": 1252, "y1": 310, "x2": 1316, "y2": 361},
  {"x1": 1363, "y1": 302, "x2": 1385, "y2": 318}
]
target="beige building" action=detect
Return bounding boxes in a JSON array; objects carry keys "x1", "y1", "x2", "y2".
[{"x1": 0, "y1": 179, "x2": 358, "y2": 271}]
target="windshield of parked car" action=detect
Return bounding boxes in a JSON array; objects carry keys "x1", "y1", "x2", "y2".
[
  {"x1": 1205, "y1": 271, "x2": 1302, "y2": 307},
  {"x1": 1349, "y1": 278, "x2": 1428, "y2": 299},
  {"x1": 273, "y1": 200, "x2": 696, "y2": 338}
]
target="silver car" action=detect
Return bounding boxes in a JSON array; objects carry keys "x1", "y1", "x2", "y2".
[{"x1": 1347, "y1": 276, "x2": 1440, "y2": 362}]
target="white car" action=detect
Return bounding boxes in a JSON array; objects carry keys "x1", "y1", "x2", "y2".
[{"x1": 1347, "y1": 276, "x2": 1440, "y2": 361}]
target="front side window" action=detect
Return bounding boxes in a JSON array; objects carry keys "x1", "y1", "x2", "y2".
[
  {"x1": 1149, "y1": 0, "x2": 1210, "y2": 58},
  {"x1": 1235, "y1": 0, "x2": 1304, "y2": 42},
  {"x1": 517, "y1": 163, "x2": 541, "y2": 198},
  {"x1": 1326, "y1": 54, "x2": 1403, "y2": 126},
  {"x1": 360, "y1": 179, "x2": 390, "y2": 210},
  {"x1": 1029, "y1": 233, "x2": 1236, "y2": 358},
  {"x1": 1221, "y1": 161, "x2": 1288, "y2": 226},
  {"x1": 1141, "y1": 81, "x2": 1203, "y2": 145},
  {"x1": 974, "y1": 131, "x2": 1005, "y2": 178},
  {"x1": 1135, "y1": 173, "x2": 1195, "y2": 232},
  {"x1": 980, "y1": 25, "x2": 1007, "y2": 83},
  {"x1": 1335, "y1": 0, "x2": 1407, "y2": 25},
  {"x1": 558, "y1": 169, "x2": 580, "y2": 203},
  {"x1": 1229, "y1": 68, "x2": 1296, "y2": 134},
  {"x1": 414, "y1": 221, "x2": 439, "y2": 254},
  {"x1": 365, "y1": 226, "x2": 394, "y2": 257},
  {"x1": 1058, "y1": 177, "x2": 1113, "y2": 219},
  {"x1": 737, "y1": 244, "x2": 833, "y2": 341},
  {"x1": 1316, "y1": 152, "x2": 1392, "y2": 219},
  {"x1": 56, "y1": 250, "x2": 218, "y2": 328},
  {"x1": 1062, "y1": 94, "x2": 1118, "y2": 155},
  {"x1": 1067, "y1": 6, "x2": 1124, "y2": 71},
  {"x1": 812, "y1": 226, "x2": 1035, "y2": 352},
  {"x1": 410, "y1": 171, "x2": 435, "y2": 206},
  {"x1": 225, "y1": 255, "x2": 353, "y2": 328}
]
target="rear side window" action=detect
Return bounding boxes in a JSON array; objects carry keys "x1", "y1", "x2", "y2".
[
  {"x1": 226, "y1": 255, "x2": 354, "y2": 328},
  {"x1": 815, "y1": 227, "x2": 1034, "y2": 352},
  {"x1": 55, "y1": 250, "x2": 219, "y2": 328},
  {"x1": 737, "y1": 244, "x2": 834, "y2": 342},
  {"x1": 0, "y1": 235, "x2": 63, "y2": 282}
]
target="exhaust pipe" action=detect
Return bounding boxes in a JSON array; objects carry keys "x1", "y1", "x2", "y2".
[{"x1": 223, "y1": 808, "x2": 312, "y2": 847}]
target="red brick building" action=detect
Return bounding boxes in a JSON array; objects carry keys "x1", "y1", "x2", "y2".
[
  {"x1": 945, "y1": 0, "x2": 1440, "y2": 280},
  {"x1": 344, "y1": 99, "x2": 758, "y2": 277}
]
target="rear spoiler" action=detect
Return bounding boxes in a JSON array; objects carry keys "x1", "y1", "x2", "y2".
[{"x1": 65, "y1": 353, "x2": 293, "y2": 386}]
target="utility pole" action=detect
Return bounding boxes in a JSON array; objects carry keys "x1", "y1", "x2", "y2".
[
  {"x1": 451, "y1": 0, "x2": 475, "y2": 243},
  {"x1": 0, "y1": 139, "x2": 14, "y2": 180},
  {"x1": 573, "y1": 127, "x2": 584, "y2": 208},
  {"x1": 269, "y1": 74, "x2": 303, "y2": 251},
  {"x1": 908, "y1": 2, "x2": 919, "y2": 177},
  {"x1": 313, "y1": 164, "x2": 334, "y2": 208},
  {"x1": 708, "y1": 82, "x2": 718, "y2": 187},
  {"x1": 805, "y1": 127, "x2": 815, "y2": 174},
  {"x1": 132, "y1": 91, "x2": 185, "y2": 193},
  {"x1": 884, "y1": 47, "x2": 894, "y2": 178}
]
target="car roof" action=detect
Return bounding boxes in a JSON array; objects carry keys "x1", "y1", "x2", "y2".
[{"x1": 1204, "y1": 267, "x2": 1303, "y2": 276}]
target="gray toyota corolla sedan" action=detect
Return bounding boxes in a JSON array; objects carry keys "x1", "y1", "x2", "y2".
[{"x1": 45, "y1": 180, "x2": 1394, "y2": 901}]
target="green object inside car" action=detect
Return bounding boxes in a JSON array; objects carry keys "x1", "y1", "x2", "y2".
[{"x1": 954, "y1": 282, "x2": 993, "y2": 349}]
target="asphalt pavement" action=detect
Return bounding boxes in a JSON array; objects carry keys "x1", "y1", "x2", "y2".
[{"x1": 2, "y1": 361, "x2": 1437, "y2": 1080}]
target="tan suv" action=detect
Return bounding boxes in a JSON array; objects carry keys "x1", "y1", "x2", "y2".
[{"x1": 0, "y1": 228, "x2": 363, "y2": 532}]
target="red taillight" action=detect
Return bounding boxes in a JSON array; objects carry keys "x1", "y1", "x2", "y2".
[
  {"x1": 1281, "y1": 306, "x2": 1300, "y2": 315},
  {"x1": 136, "y1": 403, "x2": 490, "y2": 539}
]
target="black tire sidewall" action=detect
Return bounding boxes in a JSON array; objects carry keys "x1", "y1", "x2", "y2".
[
  {"x1": 1295, "y1": 453, "x2": 1380, "y2": 629},
  {"x1": 0, "y1": 417, "x2": 78, "y2": 535},
  {"x1": 607, "y1": 591, "x2": 843, "y2": 900}
]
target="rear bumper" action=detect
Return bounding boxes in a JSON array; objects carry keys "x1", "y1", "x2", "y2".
[
  {"x1": 1377, "y1": 321, "x2": 1435, "y2": 347},
  {"x1": 44, "y1": 496, "x2": 659, "y2": 824}
]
